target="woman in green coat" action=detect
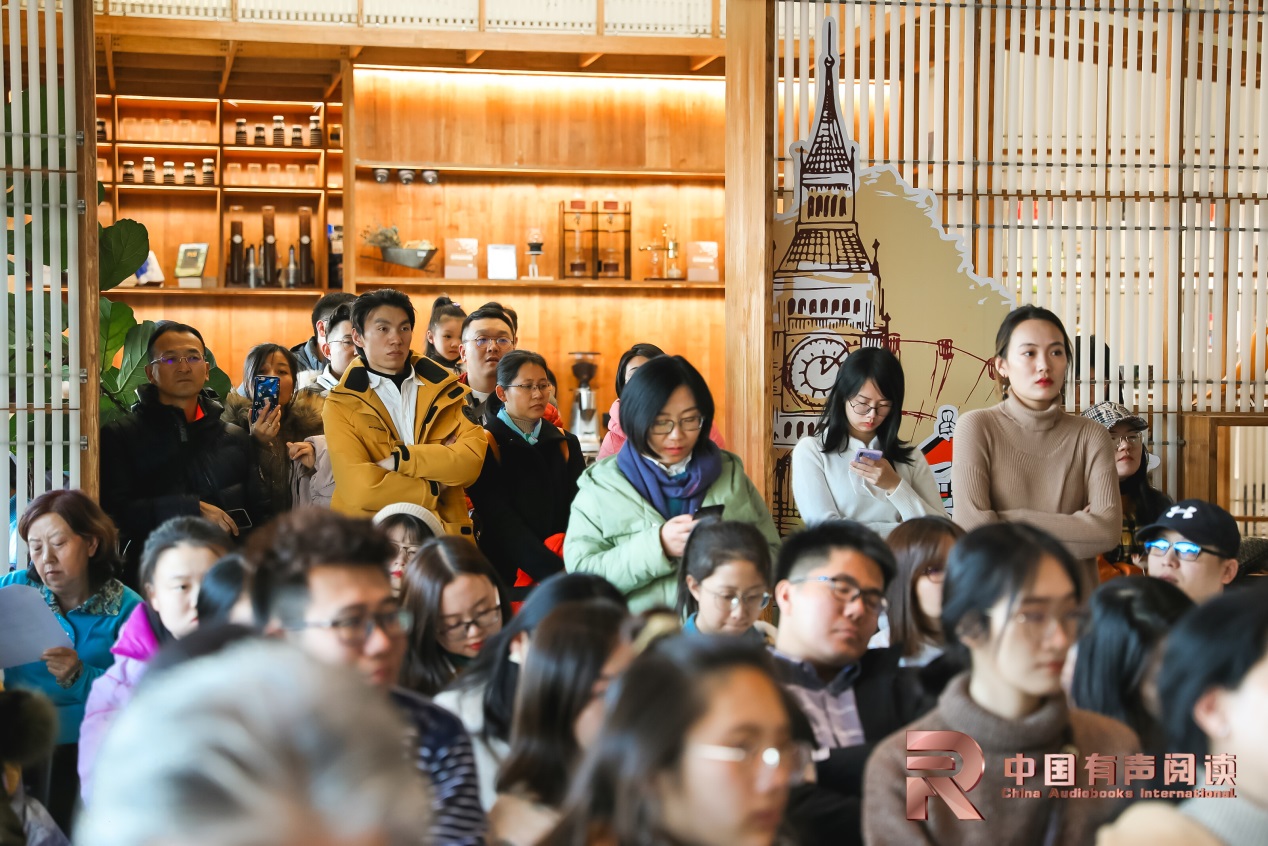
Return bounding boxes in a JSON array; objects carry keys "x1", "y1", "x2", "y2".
[{"x1": 564, "y1": 356, "x2": 779, "y2": 612}]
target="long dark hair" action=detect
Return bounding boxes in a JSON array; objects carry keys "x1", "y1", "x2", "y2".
[
  {"x1": 1070, "y1": 578, "x2": 1192, "y2": 750},
  {"x1": 196, "y1": 552, "x2": 250, "y2": 628},
  {"x1": 618, "y1": 355, "x2": 715, "y2": 459},
  {"x1": 399, "y1": 537, "x2": 510, "y2": 696},
  {"x1": 425, "y1": 296, "x2": 466, "y2": 363},
  {"x1": 993, "y1": 305, "x2": 1073, "y2": 399},
  {"x1": 541, "y1": 636, "x2": 787, "y2": 846},
  {"x1": 1118, "y1": 447, "x2": 1172, "y2": 526},
  {"x1": 886, "y1": 516, "x2": 965, "y2": 659},
  {"x1": 240, "y1": 343, "x2": 300, "y2": 405},
  {"x1": 675, "y1": 519, "x2": 772, "y2": 620},
  {"x1": 448, "y1": 572, "x2": 627, "y2": 747},
  {"x1": 615, "y1": 343, "x2": 666, "y2": 397},
  {"x1": 815, "y1": 346, "x2": 915, "y2": 464},
  {"x1": 496, "y1": 600, "x2": 630, "y2": 807}
]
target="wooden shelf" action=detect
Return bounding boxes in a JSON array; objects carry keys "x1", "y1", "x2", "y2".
[
  {"x1": 223, "y1": 187, "x2": 325, "y2": 196},
  {"x1": 116, "y1": 142, "x2": 220, "y2": 152},
  {"x1": 356, "y1": 276, "x2": 723, "y2": 292},
  {"x1": 354, "y1": 161, "x2": 724, "y2": 181},
  {"x1": 223, "y1": 145, "x2": 324, "y2": 156},
  {"x1": 108, "y1": 286, "x2": 328, "y2": 298},
  {"x1": 116, "y1": 184, "x2": 220, "y2": 194}
]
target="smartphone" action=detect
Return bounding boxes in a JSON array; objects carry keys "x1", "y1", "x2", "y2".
[
  {"x1": 226, "y1": 508, "x2": 253, "y2": 531},
  {"x1": 252, "y1": 375, "x2": 281, "y2": 423},
  {"x1": 854, "y1": 448, "x2": 884, "y2": 463},
  {"x1": 693, "y1": 504, "x2": 725, "y2": 521}
]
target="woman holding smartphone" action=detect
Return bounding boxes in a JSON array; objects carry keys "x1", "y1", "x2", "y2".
[{"x1": 791, "y1": 347, "x2": 945, "y2": 537}]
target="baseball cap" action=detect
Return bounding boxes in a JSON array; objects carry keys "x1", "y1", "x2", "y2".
[
  {"x1": 1081, "y1": 401, "x2": 1147, "y2": 432},
  {"x1": 1135, "y1": 499, "x2": 1241, "y2": 559}
]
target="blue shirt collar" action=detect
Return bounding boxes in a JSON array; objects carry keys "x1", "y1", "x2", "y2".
[{"x1": 497, "y1": 407, "x2": 543, "y2": 444}]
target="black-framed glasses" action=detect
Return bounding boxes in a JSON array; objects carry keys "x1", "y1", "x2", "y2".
[
  {"x1": 439, "y1": 605, "x2": 502, "y2": 639},
  {"x1": 464, "y1": 336, "x2": 513, "y2": 350},
  {"x1": 847, "y1": 397, "x2": 893, "y2": 416},
  {"x1": 504, "y1": 381, "x2": 552, "y2": 395},
  {"x1": 1145, "y1": 538, "x2": 1220, "y2": 562},
  {"x1": 789, "y1": 574, "x2": 888, "y2": 614},
  {"x1": 702, "y1": 585, "x2": 772, "y2": 614},
  {"x1": 149, "y1": 353, "x2": 205, "y2": 367},
  {"x1": 649, "y1": 415, "x2": 704, "y2": 435},
  {"x1": 293, "y1": 608, "x2": 413, "y2": 647}
]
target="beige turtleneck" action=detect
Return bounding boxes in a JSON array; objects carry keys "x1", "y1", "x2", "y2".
[{"x1": 950, "y1": 395, "x2": 1122, "y2": 561}]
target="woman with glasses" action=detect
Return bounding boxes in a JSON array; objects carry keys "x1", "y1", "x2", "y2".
[
  {"x1": 864, "y1": 522, "x2": 1139, "y2": 846},
  {"x1": 399, "y1": 536, "x2": 511, "y2": 696},
  {"x1": 540, "y1": 635, "x2": 809, "y2": 846},
  {"x1": 372, "y1": 503, "x2": 444, "y2": 595},
  {"x1": 566, "y1": 356, "x2": 780, "y2": 613},
  {"x1": 676, "y1": 519, "x2": 775, "y2": 643},
  {"x1": 490, "y1": 599, "x2": 634, "y2": 846},
  {"x1": 1081, "y1": 401, "x2": 1174, "y2": 579},
  {"x1": 791, "y1": 347, "x2": 945, "y2": 537},
  {"x1": 467, "y1": 351, "x2": 586, "y2": 598},
  {"x1": 881, "y1": 517, "x2": 966, "y2": 690}
]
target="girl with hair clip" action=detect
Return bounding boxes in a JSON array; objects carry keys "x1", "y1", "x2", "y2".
[
  {"x1": 539, "y1": 635, "x2": 810, "y2": 846},
  {"x1": 425, "y1": 296, "x2": 466, "y2": 376},
  {"x1": 791, "y1": 347, "x2": 945, "y2": 536},
  {"x1": 864, "y1": 522, "x2": 1139, "y2": 846},
  {"x1": 950, "y1": 305, "x2": 1122, "y2": 581},
  {"x1": 676, "y1": 519, "x2": 775, "y2": 644},
  {"x1": 489, "y1": 599, "x2": 635, "y2": 846},
  {"x1": 398, "y1": 536, "x2": 511, "y2": 696}
]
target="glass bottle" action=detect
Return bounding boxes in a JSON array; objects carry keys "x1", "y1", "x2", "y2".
[
  {"x1": 291, "y1": 124, "x2": 303, "y2": 147},
  {"x1": 162, "y1": 161, "x2": 176, "y2": 185},
  {"x1": 309, "y1": 115, "x2": 321, "y2": 146},
  {"x1": 202, "y1": 158, "x2": 215, "y2": 185},
  {"x1": 254, "y1": 124, "x2": 266, "y2": 146},
  {"x1": 96, "y1": 118, "x2": 106, "y2": 142},
  {"x1": 225, "y1": 163, "x2": 242, "y2": 185},
  {"x1": 182, "y1": 162, "x2": 196, "y2": 185},
  {"x1": 235, "y1": 118, "x2": 248, "y2": 145},
  {"x1": 158, "y1": 118, "x2": 174, "y2": 142},
  {"x1": 121, "y1": 160, "x2": 135, "y2": 183},
  {"x1": 272, "y1": 115, "x2": 285, "y2": 145},
  {"x1": 266, "y1": 163, "x2": 282, "y2": 186},
  {"x1": 142, "y1": 157, "x2": 156, "y2": 184}
]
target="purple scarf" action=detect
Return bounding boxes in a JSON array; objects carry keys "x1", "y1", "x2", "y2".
[{"x1": 616, "y1": 439, "x2": 724, "y2": 519}]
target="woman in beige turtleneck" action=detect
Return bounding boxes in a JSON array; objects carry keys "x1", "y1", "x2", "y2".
[{"x1": 951, "y1": 306, "x2": 1121, "y2": 575}]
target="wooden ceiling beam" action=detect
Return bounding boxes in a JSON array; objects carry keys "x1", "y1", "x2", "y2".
[
  {"x1": 578, "y1": 52, "x2": 603, "y2": 68},
  {"x1": 689, "y1": 54, "x2": 719, "y2": 71},
  {"x1": 465, "y1": 49, "x2": 484, "y2": 65},
  {"x1": 219, "y1": 40, "x2": 238, "y2": 96}
]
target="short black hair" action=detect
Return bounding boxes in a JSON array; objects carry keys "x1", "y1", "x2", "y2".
[
  {"x1": 311, "y1": 292, "x2": 357, "y2": 336},
  {"x1": 941, "y1": 522, "x2": 1086, "y2": 655},
  {"x1": 617, "y1": 355, "x2": 714, "y2": 459},
  {"x1": 480, "y1": 301, "x2": 518, "y2": 336},
  {"x1": 247, "y1": 508, "x2": 393, "y2": 628},
  {"x1": 615, "y1": 343, "x2": 666, "y2": 397},
  {"x1": 146, "y1": 321, "x2": 206, "y2": 362},
  {"x1": 461, "y1": 303, "x2": 515, "y2": 339},
  {"x1": 139, "y1": 516, "x2": 235, "y2": 590},
  {"x1": 774, "y1": 519, "x2": 896, "y2": 587},
  {"x1": 325, "y1": 303, "x2": 353, "y2": 335},
  {"x1": 1158, "y1": 582, "x2": 1268, "y2": 757},
  {"x1": 497, "y1": 350, "x2": 549, "y2": 388},
  {"x1": 351, "y1": 289, "x2": 415, "y2": 335}
]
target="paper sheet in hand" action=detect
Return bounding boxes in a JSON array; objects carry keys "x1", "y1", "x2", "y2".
[{"x1": 0, "y1": 585, "x2": 73, "y2": 668}]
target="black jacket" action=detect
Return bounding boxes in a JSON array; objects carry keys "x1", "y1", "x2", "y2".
[
  {"x1": 99, "y1": 385, "x2": 267, "y2": 586},
  {"x1": 290, "y1": 336, "x2": 325, "y2": 372},
  {"x1": 466, "y1": 414, "x2": 586, "y2": 589}
]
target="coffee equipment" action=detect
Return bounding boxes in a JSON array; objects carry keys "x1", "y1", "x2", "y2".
[{"x1": 569, "y1": 352, "x2": 601, "y2": 457}]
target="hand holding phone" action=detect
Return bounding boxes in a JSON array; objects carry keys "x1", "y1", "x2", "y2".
[
  {"x1": 854, "y1": 448, "x2": 884, "y2": 463},
  {"x1": 251, "y1": 375, "x2": 281, "y2": 424}
]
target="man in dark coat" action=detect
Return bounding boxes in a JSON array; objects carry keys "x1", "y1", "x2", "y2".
[
  {"x1": 291, "y1": 291, "x2": 357, "y2": 374},
  {"x1": 99, "y1": 321, "x2": 267, "y2": 587}
]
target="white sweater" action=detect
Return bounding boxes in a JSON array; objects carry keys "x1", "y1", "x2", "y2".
[{"x1": 790, "y1": 434, "x2": 947, "y2": 537}]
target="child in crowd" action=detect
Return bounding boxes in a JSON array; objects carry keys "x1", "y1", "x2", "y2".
[
  {"x1": 194, "y1": 552, "x2": 254, "y2": 627},
  {"x1": 792, "y1": 347, "x2": 945, "y2": 536},
  {"x1": 399, "y1": 536, "x2": 510, "y2": 696},
  {"x1": 425, "y1": 296, "x2": 466, "y2": 376},
  {"x1": 675, "y1": 518, "x2": 774, "y2": 643}
]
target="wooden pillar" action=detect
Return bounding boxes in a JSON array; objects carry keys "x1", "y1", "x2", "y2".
[
  {"x1": 77, "y1": 0, "x2": 102, "y2": 499},
  {"x1": 724, "y1": 0, "x2": 775, "y2": 498},
  {"x1": 341, "y1": 58, "x2": 356, "y2": 293}
]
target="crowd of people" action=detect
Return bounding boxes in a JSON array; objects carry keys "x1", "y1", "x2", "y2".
[{"x1": 1, "y1": 291, "x2": 1265, "y2": 846}]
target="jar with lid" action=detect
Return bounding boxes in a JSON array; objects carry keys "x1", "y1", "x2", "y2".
[
  {"x1": 272, "y1": 115, "x2": 285, "y2": 145},
  {"x1": 235, "y1": 118, "x2": 248, "y2": 145},
  {"x1": 122, "y1": 160, "x2": 136, "y2": 183},
  {"x1": 254, "y1": 124, "x2": 266, "y2": 145},
  {"x1": 182, "y1": 162, "x2": 197, "y2": 185},
  {"x1": 202, "y1": 158, "x2": 215, "y2": 185},
  {"x1": 96, "y1": 118, "x2": 106, "y2": 142},
  {"x1": 162, "y1": 161, "x2": 177, "y2": 185},
  {"x1": 142, "y1": 157, "x2": 156, "y2": 184},
  {"x1": 291, "y1": 124, "x2": 303, "y2": 147},
  {"x1": 309, "y1": 115, "x2": 321, "y2": 146}
]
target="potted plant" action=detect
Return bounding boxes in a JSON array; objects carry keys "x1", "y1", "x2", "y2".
[{"x1": 362, "y1": 224, "x2": 436, "y2": 270}]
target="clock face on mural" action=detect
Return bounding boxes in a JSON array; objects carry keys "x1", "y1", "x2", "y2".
[{"x1": 787, "y1": 336, "x2": 849, "y2": 408}]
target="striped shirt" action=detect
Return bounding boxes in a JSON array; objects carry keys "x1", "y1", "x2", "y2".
[{"x1": 390, "y1": 687, "x2": 488, "y2": 846}]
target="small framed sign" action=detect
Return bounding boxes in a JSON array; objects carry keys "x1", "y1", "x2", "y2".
[{"x1": 174, "y1": 243, "x2": 209, "y2": 278}]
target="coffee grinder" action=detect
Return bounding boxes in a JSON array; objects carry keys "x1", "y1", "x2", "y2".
[{"x1": 569, "y1": 352, "x2": 601, "y2": 457}]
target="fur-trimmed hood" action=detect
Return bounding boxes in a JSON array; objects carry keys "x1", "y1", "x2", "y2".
[{"x1": 223, "y1": 386, "x2": 325, "y2": 444}]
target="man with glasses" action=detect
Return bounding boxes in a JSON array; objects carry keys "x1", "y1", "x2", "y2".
[
  {"x1": 1137, "y1": 499, "x2": 1240, "y2": 603},
  {"x1": 457, "y1": 303, "x2": 517, "y2": 426},
  {"x1": 252, "y1": 508, "x2": 488, "y2": 846},
  {"x1": 769, "y1": 520, "x2": 928, "y2": 799},
  {"x1": 291, "y1": 290, "x2": 356, "y2": 375},
  {"x1": 100, "y1": 320, "x2": 265, "y2": 587},
  {"x1": 308, "y1": 303, "x2": 358, "y2": 397},
  {"x1": 324, "y1": 289, "x2": 486, "y2": 537}
]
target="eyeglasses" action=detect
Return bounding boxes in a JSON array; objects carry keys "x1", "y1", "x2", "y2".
[
  {"x1": 293, "y1": 608, "x2": 413, "y2": 648},
  {"x1": 388, "y1": 541, "x2": 421, "y2": 561},
  {"x1": 464, "y1": 336, "x2": 513, "y2": 350},
  {"x1": 1145, "y1": 538, "x2": 1221, "y2": 562},
  {"x1": 920, "y1": 564, "x2": 946, "y2": 583},
  {"x1": 847, "y1": 397, "x2": 893, "y2": 417},
  {"x1": 149, "y1": 353, "x2": 205, "y2": 368},
  {"x1": 788, "y1": 574, "x2": 888, "y2": 614},
  {"x1": 504, "y1": 382, "x2": 553, "y2": 395},
  {"x1": 691, "y1": 740, "x2": 813, "y2": 789},
  {"x1": 1010, "y1": 606, "x2": 1087, "y2": 642},
  {"x1": 439, "y1": 605, "x2": 502, "y2": 639},
  {"x1": 702, "y1": 585, "x2": 772, "y2": 615},
  {"x1": 328, "y1": 336, "x2": 356, "y2": 348},
  {"x1": 650, "y1": 415, "x2": 704, "y2": 436},
  {"x1": 1112, "y1": 432, "x2": 1145, "y2": 447}
]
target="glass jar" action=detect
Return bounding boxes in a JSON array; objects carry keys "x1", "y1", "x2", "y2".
[
  {"x1": 235, "y1": 118, "x2": 248, "y2": 145},
  {"x1": 177, "y1": 119, "x2": 193, "y2": 143},
  {"x1": 119, "y1": 116, "x2": 137, "y2": 140},
  {"x1": 162, "y1": 161, "x2": 176, "y2": 184},
  {"x1": 303, "y1": 163, "x2": 319, "y2": 186},
  {"x1": 96, "y1": 118, "x2": 107, "y2": 142},
  {"x1": 309, "y1": 115, "x2": 321, "y2": 147},
  {"x1": 329, "y1": 123, "x2": 342, "y2": 147},
  {"x1": 272, "y1": 115, "x2": 285, "y2": 145},
  {"x1": 254, "y1": 124, "x2": 266, "y2": 146},
  {"x1": 182, "y1": 162, "x2": 196, "y2": 184},
  {"x1": 266, "y1": 162, "x2": 282, "y2": 186},
  {"x1": 158, "y1": 118, "x2": 174, "y2": 142},
  {"x1": 284, "y1": 163, "x2": 300, "y2": 186},
  {"x1": 291, "y1": 124, "x2": 303, "y2": 147},
  {"x1": 246, "y1": 162, "x2": 262, "y2": 186},
  {"x1": 139, "y1": 117, "x2": 157, "y2": 140},
  {"x1": 97, "y1": 157, "x2": 108, "y2": 181},
  {"x1": 225, "y1": 162, "x2": 242, "y2": 185},
  {"x1": 196, "y1": 119, "x2": 214, "y2": 143},
  {"x1": 122, "y1": 160, "x2": 136, "y2": 183},
  {"x1": 142, "y1": 157, "x2": 156, "y2": 184},
  {"x1": 202, "y1": 158, "x2": 215, "y2": 185}
]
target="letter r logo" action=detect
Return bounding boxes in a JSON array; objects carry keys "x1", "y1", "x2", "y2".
[{"x1": 905, "y1": 730, "x2": 986, "y2": 821}]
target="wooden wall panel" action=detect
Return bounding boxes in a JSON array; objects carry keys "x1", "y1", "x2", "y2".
[
  {"x1": 354, "y1": 69, "x2": 725, "y2": 173},
  {"x1": 113, "y1": 191, "x2": 222, "y2": 283}
]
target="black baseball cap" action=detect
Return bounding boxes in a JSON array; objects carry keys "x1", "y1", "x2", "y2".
[{"x1": 1135, "y1": 499, "x2": 1241, "y2": 559}]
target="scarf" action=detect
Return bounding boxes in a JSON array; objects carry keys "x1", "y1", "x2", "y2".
[
  {"x1": 497, "y1": 407, "x2": 543, "y2": 445},
  {"x1": 616, "y1": 439, "x2": 723, "y2": 520}
]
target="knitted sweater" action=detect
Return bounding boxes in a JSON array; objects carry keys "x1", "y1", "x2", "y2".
[
  {"x1": 863, "y1": 673, "x2": 1139, "y2": 846},
  {"x1": 950, "y1": 396, "x2": 1121, "y2": 560}
]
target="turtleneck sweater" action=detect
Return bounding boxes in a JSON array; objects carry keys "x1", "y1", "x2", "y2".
[
  {"x1": 950, "y1": 395, "x2": 1122, "y2": 561},
  {"x1": 863, "y1": 672, "x2": 1139, "y2": 846}
]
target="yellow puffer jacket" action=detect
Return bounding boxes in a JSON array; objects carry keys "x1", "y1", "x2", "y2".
[{"x1": 322, "y1": 353, "x2": 486, "y2": 535}]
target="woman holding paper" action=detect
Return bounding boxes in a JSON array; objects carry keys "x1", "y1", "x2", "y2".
[{"x1": 0, "y1": 489, "x2": 142, "y2": 831}]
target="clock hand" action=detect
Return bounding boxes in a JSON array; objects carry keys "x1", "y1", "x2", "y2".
[{"x1": 819, "y1": 358, "x2": 834, "y2": 376}]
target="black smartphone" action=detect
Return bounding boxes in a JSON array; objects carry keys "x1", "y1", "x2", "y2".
[
  {"x1": 226, "y1": 508, "x2": 253, "y2": 531},
  {"x1": 693, "y1": 504, "x2": 725, "y2": 521},
  {"x1": 251, "y1": 375, "x2": 281, "y2": 423}
]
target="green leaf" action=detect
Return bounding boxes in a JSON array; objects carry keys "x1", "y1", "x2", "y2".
[
  {"x1": 98, "y1": 181, "x2": 106, "y2": 205},
  {"x1": 204, "y1": 346, "x2": 233, "y2": 402},
  {"x1": 99, "y1": 296, "x2": 136, "y2": 368},
  {"x1": 100, "y1": 219, "x2": 150, "y2": 291}
]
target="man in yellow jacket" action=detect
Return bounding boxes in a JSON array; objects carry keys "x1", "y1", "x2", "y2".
[{"x1": 323, "y1": 289, "x2": 486, "y2": 536}]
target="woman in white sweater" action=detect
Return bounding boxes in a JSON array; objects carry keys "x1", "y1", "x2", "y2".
[{"x1": 792, "y1": 346, "x2": 945, "y2": 536}]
